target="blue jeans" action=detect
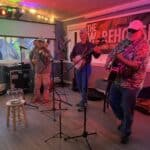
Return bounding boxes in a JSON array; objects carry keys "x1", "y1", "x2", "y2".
[
  {"x1": 109, "y1": 83, "x2": 139, "y2": 136},
  {"x1": 75, "y1": 64, "x2": 91, "y2": 105}
]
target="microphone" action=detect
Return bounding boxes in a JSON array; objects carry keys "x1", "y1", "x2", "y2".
[{"x1": 20, "y1": 46, "x2": 27, "y2": 49}]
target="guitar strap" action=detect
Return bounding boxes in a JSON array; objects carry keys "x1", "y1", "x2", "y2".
[{"x1": 81, "y1": 43, "x2": 89, "y2": 58}]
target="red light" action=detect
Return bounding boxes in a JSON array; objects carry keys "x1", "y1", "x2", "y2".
[{"x1": 2, "y1": 9, "x2": 6, "y2": 16}]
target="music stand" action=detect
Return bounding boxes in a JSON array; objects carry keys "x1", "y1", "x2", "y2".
[
  {"x1": 40, "y1": 60, "x2": 70, "y2": 121},
  {"x1": 44, "y1": 86, "x2": 72, "y2": 142}
]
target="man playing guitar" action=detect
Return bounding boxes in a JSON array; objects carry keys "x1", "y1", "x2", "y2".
[{"x1": 105, "y1": 20, "x2": 149, "y2": 144}]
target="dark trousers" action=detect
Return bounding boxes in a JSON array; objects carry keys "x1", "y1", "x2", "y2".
[{"x1": 109, "y1": 83, "x2": 139, "y2": 136}]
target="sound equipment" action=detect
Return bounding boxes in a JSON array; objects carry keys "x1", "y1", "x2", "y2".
[
  {"x1": 5, "y1": 64, "x2": 32, "y2": 92},
  {"x1": 88, "y1": 88, "x2": 105, "y2": 101},
  {"x1": 136, "y1": 87, "x2": 150, "y2": 115},
  {"x1": 136, "y1": 99, "x2": 150, "y2": 115}
]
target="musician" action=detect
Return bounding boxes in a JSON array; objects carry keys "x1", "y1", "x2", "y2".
[
  {"x1": 32, "y1": 39, "x2": 52, "y2": 104},
  {"x1": 70, "y1": 28, "x2": 100, "y2": 111},
  {"x1": 106, "y1": 20, "x2": 149, "y2": 144}
]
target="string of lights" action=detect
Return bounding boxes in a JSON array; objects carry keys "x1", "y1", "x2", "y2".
[
  {"x1": 0, "y1": 6, "x2": 24, "y2": 19},
  {"x1": 0, "y1": 1, "x2": 55, "y2": 23}
]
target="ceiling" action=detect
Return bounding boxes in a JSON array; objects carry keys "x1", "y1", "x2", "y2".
[
  {"x1": 1, "y1": 0, "x2": 149, "y2": 22},
  {"x1": 20, "y1": 0, "x2": 137, "y2": 20}
]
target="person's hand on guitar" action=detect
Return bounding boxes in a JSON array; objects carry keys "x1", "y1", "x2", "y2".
[
  {"x1": 73, "y1": 55, "x2": 86, "y2": 70},
  {"x1": 93, "y1": 46, "x2": 102, "y2": 54},
  {"x1": 32, "y1": 57, "x2": 38, "y2": 65}
]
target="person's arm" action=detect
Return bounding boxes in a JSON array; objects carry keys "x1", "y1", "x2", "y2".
[
  {"x1": 116, "y1": 42, "x2": 149, "y2": 70},
  {"x1": 70, "y1": 45, "x2": 77, "y2": 62}
]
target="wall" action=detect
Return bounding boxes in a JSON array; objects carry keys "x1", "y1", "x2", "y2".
[
  {"x1": 66, "y1": 2, "x2": 150, "y2": 64},
  {"x1": 65, "y1": 2, "x2": 150, "y2": 89},
  {"x1": 0, "y1": 19, "x2": 55, "y2": 39}
]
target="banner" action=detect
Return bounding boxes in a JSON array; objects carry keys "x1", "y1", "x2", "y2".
[
  {"x1": 86, "y1": 12, "x2": 150, "y2": 66},
  {"x1": 87, "y1": 12, "x2": 150, "y2": 49}
]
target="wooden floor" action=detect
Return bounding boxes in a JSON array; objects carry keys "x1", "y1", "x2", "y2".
[{"x1": 0, "y1": 86, "x2": 150, "y2": 150}]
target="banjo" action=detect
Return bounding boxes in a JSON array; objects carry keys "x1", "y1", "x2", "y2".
[
  {"x1": 73, "y1": 55, "x2": 86, "y2": 70},
  {"x1": 73, "y1": 37, "x2": 106, "y2": 70}
]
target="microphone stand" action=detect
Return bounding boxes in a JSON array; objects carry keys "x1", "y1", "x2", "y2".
[
  {"x1": 64, "y1": 61, "x2": 96, "y2": 150},
  {"x1": 64, "y1": 106, "x2": 96, "y2": 150},
  {"x1": 19, "y1": 46, "x2": 38, "y2": 109}
]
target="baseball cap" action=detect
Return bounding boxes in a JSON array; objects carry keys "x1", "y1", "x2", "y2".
[
  {"x1": 37, "y1": 38, "x2": 45, "y2": 43},
  {"x1": 128, "y1": 20, "x2": 144, "y2": 31}
]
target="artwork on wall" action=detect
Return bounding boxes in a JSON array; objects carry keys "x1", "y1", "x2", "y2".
[
  {"x1": 0, "y1": 36, "x2": 55, "y2": 63},
  {"x1": 0, "y1": 36, "x2": 35, "y2": 61},
  {"x1": 86, "y1": 12, "x2": 150, "y2": 66}
]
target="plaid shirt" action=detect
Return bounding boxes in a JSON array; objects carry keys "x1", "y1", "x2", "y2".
[{"x1": 110, "y1": 38, "x2": 149, "y2": 89}]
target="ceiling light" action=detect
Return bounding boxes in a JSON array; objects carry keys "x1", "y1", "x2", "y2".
[
  {"x1": 49, "y1": 15, "x2": 55, "y2": 23},
  {"x1": 21, "y1": 8, "x2": 25, "y2": 14},
  {"x1": 44, "y1": 17, "x2": 48, "y2": 21},
  {"x1": 37, "y1": 14, "x2": 41, "y2": 19},
  {"x1": 2, "y1": 10, "x2": 6, "y2": 16},
  {"x1": 29, "y1": 9, "x2": 36, "y2": 14}
]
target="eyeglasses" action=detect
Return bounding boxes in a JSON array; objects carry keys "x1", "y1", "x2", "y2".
[{"x1": 128, "y1": 29, "x2": 139, "y2": 34}]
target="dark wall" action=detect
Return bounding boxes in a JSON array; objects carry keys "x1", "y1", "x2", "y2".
[{"x1": 55, "y1": 21, "x2": 67, "y2": 60}]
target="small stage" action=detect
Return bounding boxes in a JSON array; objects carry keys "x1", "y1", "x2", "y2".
[{"x1": 0, "y1": 86, "x2": 150, "y2": 150}]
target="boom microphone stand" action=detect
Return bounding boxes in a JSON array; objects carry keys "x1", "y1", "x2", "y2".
[
  {"x1": 17, "y1": 46, "x2": 38, "y2": 109},
  {"x1": 65, "y1": 107, "x2": 96, "y2": 150}
]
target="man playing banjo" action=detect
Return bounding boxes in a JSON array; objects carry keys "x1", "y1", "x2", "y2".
[{"x1": 70, "y1": 28, "x2": 102, "y2": 111}]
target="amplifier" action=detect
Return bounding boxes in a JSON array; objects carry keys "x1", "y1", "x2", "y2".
[{"x1": 10, "y1": 69, "x2": 31, "y2": 90}]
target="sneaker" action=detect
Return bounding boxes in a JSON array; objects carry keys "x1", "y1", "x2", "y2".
[
  {"x1": 84, "y1": 102, "x2": 88, "y2": 107},
  {"x1": 120, "y1": 135, "x2": 130, "y2": 144},
  {"x1": 76, "y1": 101, "x2": 83, "y2": 107},
  {"x1": 77, "y1": 106, "x2": 84, "y2": 112},
  {"x1": 77, "y1": 103, "x2": 88, "y2": 112},
  {"x1": 120, "y1": 132, "x2": 131, "y2": 144},
  {"x1": 76, "y1": 101, "x2": 88, "y2": 107}
]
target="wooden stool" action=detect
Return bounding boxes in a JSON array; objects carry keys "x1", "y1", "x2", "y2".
[{"x1": 6, "y1": 99, "x2": 27, "y2": 131}]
